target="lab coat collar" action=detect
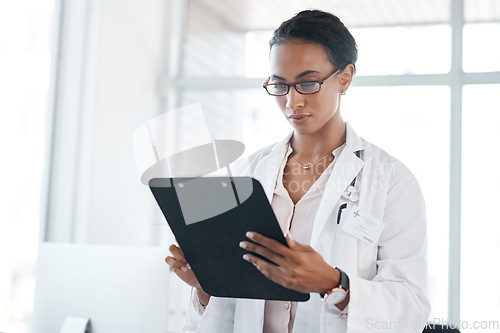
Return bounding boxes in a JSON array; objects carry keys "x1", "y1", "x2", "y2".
[
  {"x1": 253, "y1": 122, "x2": 365, "y2": 202},
  {"x1": 344, "y1": 121, "x2": 366, "y2": 153}
]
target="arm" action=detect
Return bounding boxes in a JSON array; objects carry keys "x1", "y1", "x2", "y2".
[
  {"x1": 165, "y1": 244, "x2": 211, "y2": 331},
  {"x1": 345, "y1": 172, "x2": 430, "y2": 332}
]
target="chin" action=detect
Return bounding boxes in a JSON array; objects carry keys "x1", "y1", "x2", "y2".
[{"x1": 291, "y1": 125, "x2": 319, "y2": 136}]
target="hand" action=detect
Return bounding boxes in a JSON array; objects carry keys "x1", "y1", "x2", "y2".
[
  {"x1": 165, "y1": 244, "x2": 211, "y2": 306},
  {"x1": 165, "y1": 243, "x2": 200, "y2": 289},
  {"x1": 240, "y1": 232, "x2": 339, "y2": 295}
]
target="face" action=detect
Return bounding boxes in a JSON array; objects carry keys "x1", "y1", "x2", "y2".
[{"x1": 268, "y1": 41, "x2": 351, "y2": 136}]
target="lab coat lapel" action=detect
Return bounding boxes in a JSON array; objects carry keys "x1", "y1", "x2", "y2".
[
  {"x1": 252, "y1": 132, "x2": 292, "y2": 203},
  {"x1": 310, "y1": 149, "x2": 364, "y2": 250},
  {"x1": 314, "y1": 123, "x2": 367, "y2": 274}
]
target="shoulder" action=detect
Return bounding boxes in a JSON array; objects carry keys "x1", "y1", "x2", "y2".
[
  {"x1": 230, "y1": 142, "x2": 279, "y2": 174},
  {"x1": 359, "y1": 138, "x2": 421, "y2": 194},
  {"x1": 247, "y1": 142, "x2": 278, "y2": 164}
]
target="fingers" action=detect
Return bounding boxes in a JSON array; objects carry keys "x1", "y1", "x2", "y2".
[
  {"x1": 169, "y1": 244, "x2": 188, "y2": 265},
  {"x1": 245, "y1": 232, "x2": 293, "y2": 256},
  {"x1": 167, "y1": 244, "x2": 190, "y2": 272},
  {"x1": 165, "y1": 256, "x2": 188, "y2": 272},
  {"x1": 239, "y1": 240, "x2": 288, "y2": 267},
  {"x1": 243, "y1": 253, "x2": 283, "y2": 278},
  {"x1": 285, "y1": 232, "x2": 296, "y2": 248},
  {"x1": 243, "y1": 253, "x2": 301, "y2": 292}
]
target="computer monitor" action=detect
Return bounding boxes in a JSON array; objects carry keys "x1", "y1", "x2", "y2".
[{"x1": 31, "y1": 242, "x2": 188, "y2": 333}]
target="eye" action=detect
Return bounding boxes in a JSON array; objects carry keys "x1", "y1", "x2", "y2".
[
  {"x1": 272, "y1": 84, "x2": 288, "y2": 89},
  {"x1": 298, "y1": 81, "x2": 318, "y2": 89}
]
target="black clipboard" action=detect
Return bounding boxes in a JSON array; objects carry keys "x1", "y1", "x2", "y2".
[{"x1": 149, "y1": 176, "x2": 310, "y2": 302}]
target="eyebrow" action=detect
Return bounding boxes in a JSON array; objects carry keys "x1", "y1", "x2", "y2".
[{"x1": 271, "y1": 70, "x2": 322, "y2": 81}]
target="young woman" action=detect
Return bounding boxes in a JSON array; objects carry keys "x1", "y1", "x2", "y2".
[{"x1": 166, "y1": 10, "x2": 430, "y2": 333}]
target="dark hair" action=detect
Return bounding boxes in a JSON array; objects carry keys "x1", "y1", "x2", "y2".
[{"x1": 270, "y1": 10, "x2": 358, "y2": 72}]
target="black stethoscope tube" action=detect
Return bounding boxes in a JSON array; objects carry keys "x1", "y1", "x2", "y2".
[{"x1": 336, "y1": 150, "x2": 362, "y2": 224}]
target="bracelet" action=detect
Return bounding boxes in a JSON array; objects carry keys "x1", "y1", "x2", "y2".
[
  {"x1": 198, "y1": 298, "x2": 207, "y2": 309},
  {"x1": 195, "y1": 289, "x2": 208, "y2": 308}
]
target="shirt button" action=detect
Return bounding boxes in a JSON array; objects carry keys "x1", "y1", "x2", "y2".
[{"x1": 284, "y1": 302, "x2": 290, "y2": 310}]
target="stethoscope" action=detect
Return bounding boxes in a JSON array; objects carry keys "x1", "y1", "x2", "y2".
[{"x1": 337, "y1": 150, "x2": 363, "y2": 224}]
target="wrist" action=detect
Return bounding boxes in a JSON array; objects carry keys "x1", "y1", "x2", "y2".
[
  {"x1": 320, "y1": 267, "x2": 350, "y2": 306},
  {"x1": 319, "y1": 265, "x2": 340, "y2": 295},
  {"x1": 195, "y1": 287, "x2": 210, "y2": 307}
]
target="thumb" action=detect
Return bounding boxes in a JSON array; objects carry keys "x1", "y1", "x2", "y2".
[{"x1": 285, "y1": 232, "x2": 296, "y2": 248}]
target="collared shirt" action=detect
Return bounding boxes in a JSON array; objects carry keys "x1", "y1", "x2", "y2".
[{"x1": 263, "y1": 143, "x2": 345, "y2": 333}]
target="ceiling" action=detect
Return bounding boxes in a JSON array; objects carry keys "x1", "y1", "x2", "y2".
[{"x1": 192, "y1": 0, "x2": 500, "y2": 31}]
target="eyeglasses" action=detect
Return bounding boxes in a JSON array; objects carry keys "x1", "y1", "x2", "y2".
[{"x1": 262, "y1": 69, "x2": 341, "y2": 96}]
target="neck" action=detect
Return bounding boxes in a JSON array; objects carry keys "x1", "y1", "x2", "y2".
[{"x1": 290, "y1": 119, "x2": 346, "y2": 158}]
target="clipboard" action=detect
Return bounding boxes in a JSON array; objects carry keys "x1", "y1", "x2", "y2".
[{"x1": 149, "y1": 176, "x2": 310, "y2": 302}]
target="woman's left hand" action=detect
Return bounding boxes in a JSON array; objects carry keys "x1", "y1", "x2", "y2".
[{"x1": 240, "y1": 231, "x2": 339, "y2": 294}]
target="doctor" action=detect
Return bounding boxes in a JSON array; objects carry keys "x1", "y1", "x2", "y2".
[{"x1": 166, "y1": 9, "x2": 431, "y2": 333}]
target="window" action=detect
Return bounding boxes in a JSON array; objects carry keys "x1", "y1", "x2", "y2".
[
  {"x1": 0, "y1": 1, "x2": 54, "y2": 332},
  {"x1": 461, "y1": 84, "x2": 500, "y2": 325}
]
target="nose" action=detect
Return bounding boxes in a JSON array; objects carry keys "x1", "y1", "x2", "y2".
[{"x1": 285, "y1": 87, "x2": 305, "y2": 111}]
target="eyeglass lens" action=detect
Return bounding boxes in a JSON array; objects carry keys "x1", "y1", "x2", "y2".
[{"x1": 266, "y1": 81, "x2": 321, "y2": 96}]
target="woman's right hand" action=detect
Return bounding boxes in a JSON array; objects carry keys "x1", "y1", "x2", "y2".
[
  {"x1": 165, "y1": 243, "x2": 200, "y2": 289},
  {"x1": 165, "y1": 243, "x2": 211, "y2": 306}
]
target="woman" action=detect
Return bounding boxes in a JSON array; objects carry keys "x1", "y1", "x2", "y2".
[{"x1": 166, "y1": 9, "x2": 430, "y2": 333}]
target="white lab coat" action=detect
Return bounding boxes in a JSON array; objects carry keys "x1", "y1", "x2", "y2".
[{"x1": 182, "y1": 123, "x2": 431, "y2": 333}]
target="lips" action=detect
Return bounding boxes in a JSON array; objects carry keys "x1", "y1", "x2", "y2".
[{"x1": 288, "y1": 113, "x2": 311, "y2": 125}]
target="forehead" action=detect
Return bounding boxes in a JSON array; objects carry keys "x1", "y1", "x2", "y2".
[{"x1": 269, "y1": 41, "x2": 331, "y2": 76}]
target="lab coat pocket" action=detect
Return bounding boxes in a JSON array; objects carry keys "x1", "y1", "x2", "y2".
[{"x1": 356, "y1": 242, "x2": 378, "y2": 280}]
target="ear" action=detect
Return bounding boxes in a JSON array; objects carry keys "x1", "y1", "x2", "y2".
[{"x1": 339, "y1": 64, "x2": 355, "y2": 94}]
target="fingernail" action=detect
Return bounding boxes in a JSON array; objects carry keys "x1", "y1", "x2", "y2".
[
  {"x1": 181, "y1": 266, "x2": 187, "y2": 272},
  {"x1": 186, "y1": 263, "x2": 191, "y2": 270},
  {"x1": 239, "y1": 241, "x2": 247, "y2": 248},
  {"x1": 246, "y1": 232, "x2": 254, "y2": 239},
  {"x1": 243, "y1": 254, "x2": 250, "y2": 261}
]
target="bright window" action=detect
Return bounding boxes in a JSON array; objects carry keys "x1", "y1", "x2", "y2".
[
  {"x1": 0, "y1": 1, "x2": 54, "y2": 332},
  {"x1": 461, "y1": 84, "x2": 500, "y2": 327},
  {"x1": 352, "y1": 26, "x2": 451, "y2": 76},
  {"x1": 463, "y1": 23, "x2": 500, "y2": 73}
]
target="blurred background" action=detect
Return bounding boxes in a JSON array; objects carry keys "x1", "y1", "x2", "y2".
[{"x1": 0, "y1": 0, "x2": 499, "y2": 332}]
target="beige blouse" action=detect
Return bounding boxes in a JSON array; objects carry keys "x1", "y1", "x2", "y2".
[{"x1": 263, "y1": 143, "x2": 345, "y2": 333}]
